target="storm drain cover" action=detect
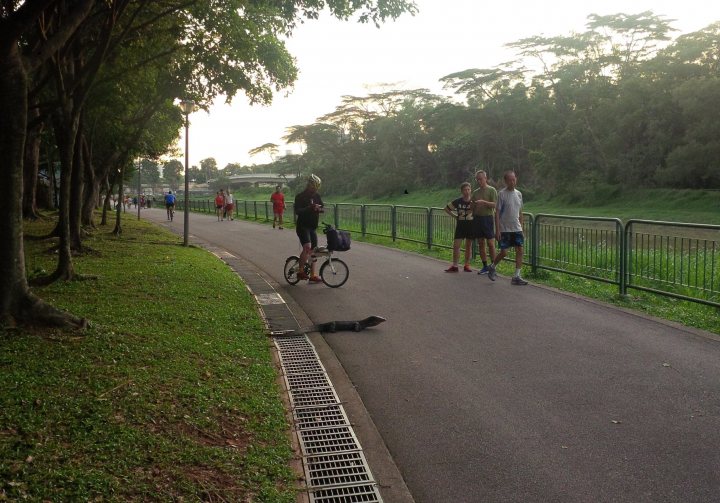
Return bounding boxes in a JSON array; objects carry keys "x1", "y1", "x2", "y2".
[
  {"x1": 305, "y1": 451, "x2": 373, "y2": 486},
  {"x1": 273, "y1": 333, "x2": 383, "y2": 502},
  {"x1": 309, "y1": 484, "x2": 382, "y2": 503},
  {"x1": 298, "y1": 426, "x2": 360, "y2": 455},
  {"x1": 294, "y1": 405, "x2": 349, "y2": 430}
]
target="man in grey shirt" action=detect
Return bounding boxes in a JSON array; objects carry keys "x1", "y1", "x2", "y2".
[{"x1": 487, "y1": 171, "x2": 528, "y2": 285}]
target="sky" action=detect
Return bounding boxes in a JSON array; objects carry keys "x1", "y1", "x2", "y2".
[{"x1": 179, "y1": 0, "x2": 720, "y2": 169}]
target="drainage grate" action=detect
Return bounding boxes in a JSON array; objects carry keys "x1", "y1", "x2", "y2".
[
  {"x1": 288, "y1": 387, "x2": 340, "y2": 408},
  {"x1": 309, "y1": 484, "x2": 382, "y2": 503},
  {"x1": 274, "y1": 335, "x2": 314, "y2": 350},
  {"x1": 277, "y1": 348, "x2": 320, "y2": 362},
  {"x1": 294, "y1": 405, "x2": 349, "y2": 430},
  {"x1": 270, "y1": 327, "x2": 383, "y2": 501},
  {"x1": 298, "y1": 426, "x2": 360, "y2": 455},
  {"x1": 281, "y1": 359, "x2": 326, "y2": 375},
  {"x1": 285, "y1": 373, "x2": 332, "y2": 391},
  {"x1": 305, "y1": 451, "x2": 374, "y2": 486}
]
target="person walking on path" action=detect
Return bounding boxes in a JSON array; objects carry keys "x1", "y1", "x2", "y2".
[
  {"x1": 164, "y1": 190, "x2": 176, "y2": 221},
  {"x1": 472, "y1": 170, "x2": 497, "y2": 275},
  {"x1": 444, "y1": 182, "x2": 475, "y2": 273},
  {"x1": 225, "y1": 190, "x2": 235, "y2": 221},
  {"x1": 294, "y1": 174, "x2": 324, "y2": 282},
  {"x1": 487, "y1": 171, "x2": 528, "y2": 285},
  {"x1": 271, "y1": 185, "x2": 286, "y2": 229},
  {"x1": 215, "y1": 190, "x2": 225, "y2": 221}
]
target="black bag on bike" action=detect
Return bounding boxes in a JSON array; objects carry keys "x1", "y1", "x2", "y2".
[{"x1": 325, "y1": 227, "x2": 351, "y2": 251}]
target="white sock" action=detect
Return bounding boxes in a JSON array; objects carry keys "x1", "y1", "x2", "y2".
[{"x1": 514, "y1": 268, "x2": 521, "y2": 278}]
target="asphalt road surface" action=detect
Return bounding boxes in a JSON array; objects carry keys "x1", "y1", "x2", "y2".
[{"x1": 144, "y1": 208, "x2": 720, "y2": 503}]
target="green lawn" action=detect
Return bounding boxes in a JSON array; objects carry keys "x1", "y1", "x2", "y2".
[{"x1": 1, "y1": 216, "x2": 296, "y2": 502}]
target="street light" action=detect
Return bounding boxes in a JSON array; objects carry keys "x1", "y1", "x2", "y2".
[
  {"x1": 136, "y1": 158, "x2": 141, "y2": 221},
  {"x1": 179, "y1": 99, "x2": 195, "y2": 246}
]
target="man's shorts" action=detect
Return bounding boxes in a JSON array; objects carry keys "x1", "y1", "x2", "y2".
[
  {"x1": 499, "y1": 231, "x2": 524, "y2": 250},
  {"x1": 454, "y1": 220, "x2": 474, "y2": 240},
  {"x1": 216, "y1": 205, "x2": 223, "y2": 210},
  {"x1": 296, "y1": 226, "x2": 318, "y2": 249},
  {"x1": 165, "y1": 203, "x2": 174, "y2": 209},
  {"x1": 472, "y1": 215, "x2": 495, "y2": 240}
]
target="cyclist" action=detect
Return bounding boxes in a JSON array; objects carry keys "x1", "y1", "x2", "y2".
[
  {"x1": 164, "y1": 190, "x2": 176, "y2": 221},
  {"x1": 294, "y1": 174, "x2": 324, "y2": 282}
]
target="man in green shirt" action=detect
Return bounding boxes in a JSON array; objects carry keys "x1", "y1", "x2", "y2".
[{"x1": 471, "y1": 170, "x2": 497, "y2": 275}]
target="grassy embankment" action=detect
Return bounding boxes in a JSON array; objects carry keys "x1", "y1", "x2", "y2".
[
  {"x1": 230, "y1": 186, "x2": 720, "y2": 335},
  {"x1": 1, "y1": 216, "x2": 296, "y2": 501}
]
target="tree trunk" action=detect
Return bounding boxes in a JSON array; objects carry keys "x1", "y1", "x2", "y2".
[
  {"x1": 0, "y1": 42, "x2": 84, "y2": 328},
  {"x1": 100, "y1": 176, "x2": 111, "y2": 226},
  {"x1": 113, "y1": 165, "x2": 125, "y2": 235},
  {"x1": 42, "y1": 103, "x2": 80, "y2": 282},
  {"x1": 69, "y1": 128, "x2": 85, "y2": 251},
  {"x1": 22, "y1": 104, "x2": 43, "y2": 220},
  {"x1": 81, "y1": 133, "x2": 100, "y2": 227}
]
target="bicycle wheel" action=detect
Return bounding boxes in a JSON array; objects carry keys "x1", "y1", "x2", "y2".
[
  {"x1": 284, "y1": 256, "x2": 302, "y2": 285},
  {"x1": 319, "y1": 257, "x2": 349, "y2": 288}
]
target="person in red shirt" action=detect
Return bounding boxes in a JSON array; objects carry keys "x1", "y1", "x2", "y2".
[
  {"x1": 214, "y1": 190, "x2": 225, "y2": 221},
  {"x1": 270, "y1": 185, "x2": 286, "y2": 229}
]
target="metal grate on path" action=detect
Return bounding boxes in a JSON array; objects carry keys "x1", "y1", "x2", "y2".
[{"x1": 273, "y1": 334, "x2": 383, "y2": 503}]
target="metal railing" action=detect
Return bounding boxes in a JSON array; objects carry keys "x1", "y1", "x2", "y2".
[{"x1": 179, "y1": 199, "x2": 720, "y2": 307}]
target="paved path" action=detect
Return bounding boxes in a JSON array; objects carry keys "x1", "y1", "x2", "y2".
[{"x1": 144, "y1": 208, "x2": 720, "y2": 503}]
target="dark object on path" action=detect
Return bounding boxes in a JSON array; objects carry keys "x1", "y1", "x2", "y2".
[{"x1": 278, "y1": 315, "x2": 386, "y2": 336}]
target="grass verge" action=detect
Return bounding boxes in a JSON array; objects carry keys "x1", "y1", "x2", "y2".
[{"x1": 1, "y1": 215, "x2": 296, "y2": 502}]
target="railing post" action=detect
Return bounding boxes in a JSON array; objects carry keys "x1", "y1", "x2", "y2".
[
  {"x1": 621, "y1": 221, "x2": 630, "y2": 297},
  {"x1": 391, "y1": 206, "x2": 397, "y2": 242},
  {"x1": 531, "y1": 214, "x2": 539, "y2": 274},
  {"x1": 427, "y1": 208, "x2": 433, "y2": 250},
  {"x1": 360, "y1": 205, "x2": 367, "y2": 237},
  {"x1": 333, "y1": 204, "x2": 339, "y2": 228},
  {"x1": 253, "y1": 201, "x2": 258, "y2": 220}
]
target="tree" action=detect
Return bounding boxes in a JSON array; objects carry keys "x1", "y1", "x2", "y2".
[
  {"x1": 199, "y1": 158, "x2": 219, "y2": 183},
  {"x1": 162, "y1": 160, "x2": 184, "y2": 190},
  {"x1": 1, "y1": 0, "x2": 93, "y2": 328}
]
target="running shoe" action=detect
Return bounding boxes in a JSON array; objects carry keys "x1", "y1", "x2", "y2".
[
  {"x1": 511, "y1": 276, "x2": 528, "y2": 286},
  {"x1": 308, "y1": 276, "x2": 322, "y2": 283},
  {"x1": 487, "y1": 264, "x2": 497, "y2": 281},
  {"x1": 477, "y1": 265, "x2": 490, "y2": 275},
  {"x1": 445, "y1": 266, "x2": 459, "y2": 273},
  {"x1": 464, "y1": 265, "x2": 473, "y2": 272}
]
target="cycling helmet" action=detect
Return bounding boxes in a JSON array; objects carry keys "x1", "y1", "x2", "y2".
[
  {"x1": 168, "y1": 190, "x2": 173, "y2": 194},
  {"x1": 307, "y1": 173, "x2": 322, "y2": 189}
]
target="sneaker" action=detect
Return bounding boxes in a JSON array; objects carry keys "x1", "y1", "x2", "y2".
[
  {"x1": 445, "y1": 266, "x2": 459, "y2": 273},
  {"x1": 511, "y1": 276, "x2": 528, "y2": 286},
  {"x1": 487, "y1": 264, "x2": 497, "y2": 281},
  {"x1": 297, "y1": 271, "x2": 309, "y2": 280},
  {"x1": 308, "y1": 276, "x2": 322, "y2": 283},
  {"x1": 273, "y1": 223, "x2": 276, "y2": 228},
  {"x1": 463, "y1": 265, "x2": 472, "y2": 272},
  {"x1": 477, "y1": 266, "x2": 489, "y2": 275}
]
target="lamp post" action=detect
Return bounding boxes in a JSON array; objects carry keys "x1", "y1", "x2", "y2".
[
  {"x1": 136, "y1": 159, "x2": 141, "y2": 220},
  {"x1": 179, "y1": 99, "x2": 195, "y2": 246}
]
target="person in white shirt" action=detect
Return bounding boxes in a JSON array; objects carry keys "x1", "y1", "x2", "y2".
[
  {"x1": 487, "y1": 171, "x2": 528, "y2": 285},
  {"x1": 224, "y1": 190, "x2": 234, "y2": 221}
]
